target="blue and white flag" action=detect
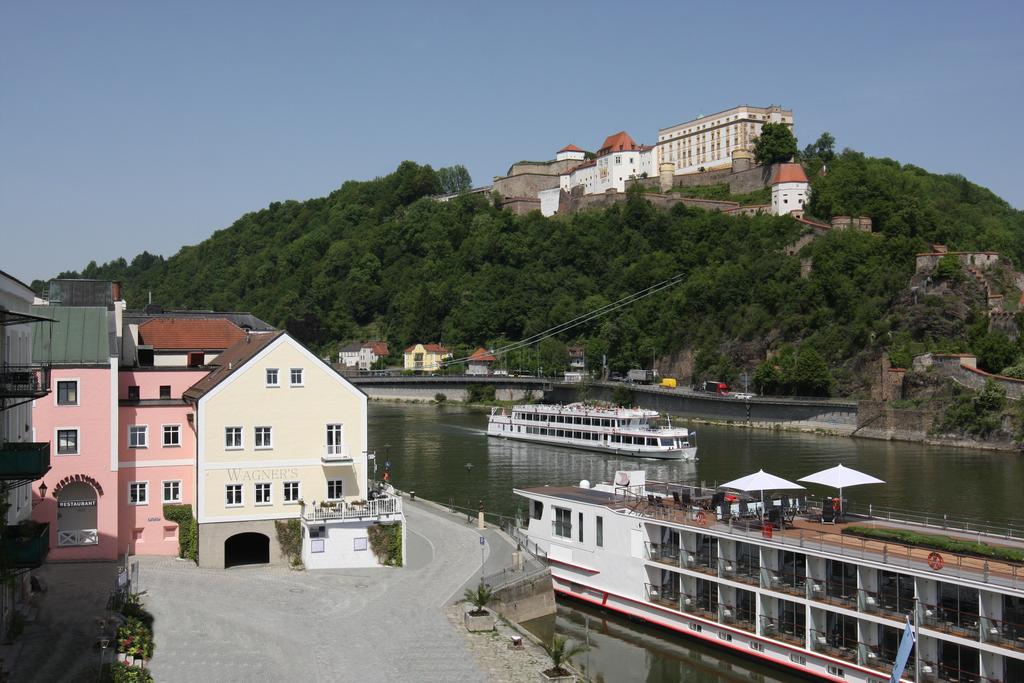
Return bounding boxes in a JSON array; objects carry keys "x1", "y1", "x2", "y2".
[{"x1": 889, "y1": 616, "x2": 916, "y2": 683}]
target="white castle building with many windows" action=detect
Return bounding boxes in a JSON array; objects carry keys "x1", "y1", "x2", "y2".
[{"x1": 656, "y1": 105, "x2": 794, "y2": 176}]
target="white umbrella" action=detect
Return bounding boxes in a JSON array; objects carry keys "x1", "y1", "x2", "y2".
[
  {"x1": 720, "y1": 469, "x2": 805, "y2": 515},
  {"x1": 798, "y1": 464, "x2": 884, "y2": 516}
]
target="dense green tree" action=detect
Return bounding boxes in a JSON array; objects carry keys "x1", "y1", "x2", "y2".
[
  {"x1": 436, "y1": 165, "x2": 473, "y2": 194},
  {"x1": 790, "y1": 348, "x2": 833, "y2": 396},
  {"x1": 802, "y1": 131, "x2": 836, "y2": 164},
  {"x1": 973, "y1": 331, "x2": 1017, "y2": 374},
  {"x1": 753, "y1": 122, "x2": 798, "y2": 165}
]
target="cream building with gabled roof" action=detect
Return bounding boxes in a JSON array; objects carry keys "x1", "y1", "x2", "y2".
[{"x1": 186, "y1": 331, "x2": 403, "y2": 569}]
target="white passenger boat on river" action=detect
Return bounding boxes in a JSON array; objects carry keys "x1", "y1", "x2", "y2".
[{"x1": 486, "y1": 403, "x2": 697, "y2": 461}]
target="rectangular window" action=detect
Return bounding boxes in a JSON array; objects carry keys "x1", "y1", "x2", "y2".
[
  {"x1": 596, "y1": 516, "x2": 604, "y2": 547},
  {"x1": 159, "y1": 385, "x2": 171, "y2": 399},
  {"x1": 578, "y1": 512, "x2": 584, "y2": 543},
  {"x1": 129, "y1": 481, "x2": 148, "y2": 505},
  {"x1": 327, "y1": 479, "x2": 343, "y2": 500},
  {"x1": 254, "y1": 426, "x2": 272, "y2": 449},
  {"x1": 57, "y1": 428, "x2": 79, "y2": 455},
  {"x1": 129, "y1": 425, "x2": 148, "y2": 448},
  {"x1": 531, "y1": 500, "x2": 543, "y2": 520},
  {"x1": 225, "y1": 484, "x2": 243, "y2": 506},
  {"x1": 57, "y1": 380, "x2": 78, "y2": 405},
  {"x1": 553, "y1": 507, "x2": 572, "y2": 538},
  {"x1": 162, "y1": 480, "x2": 181, "y2": 503},
  {"x1": 326, "y1": 423, "x2": 344, "y2": 454},
  {"x1": 225, "y1": 426, "x2": 242, "y2": 449},
  {"x1": 290, "y1": 368, "x2": 303, "y2": 386},
  {"x1": 127, "y1": 385, "x2": 140, "y2": 401},
  {"x1": 283, "y1": 481, "x2": 300, "y2": 503},
  {"x1": 254, "y1": 482, "x2": 271, "y2": 505},
  {"x1": 163, "y1": 425, "x2": 180, "y2": 447},
  {"x1": 265, "y1": 368, "x2": 279, "y2": 386},
  {"x1": 187, "y1": 351, "x2": 204, "y2": 367}
]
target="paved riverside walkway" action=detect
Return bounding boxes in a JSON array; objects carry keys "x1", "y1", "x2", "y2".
[{"x1": 140, "y1": 500, "x2": 498, "y2": 682}]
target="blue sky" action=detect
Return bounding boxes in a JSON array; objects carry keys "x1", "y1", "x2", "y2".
[{"x1": 3, "y1": 1, "x2": 1023, "y2": 285}]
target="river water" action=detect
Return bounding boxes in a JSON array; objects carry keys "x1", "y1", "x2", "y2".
[{"x1": 368, "y1": 402, "x2": 1024, "y2": 682}]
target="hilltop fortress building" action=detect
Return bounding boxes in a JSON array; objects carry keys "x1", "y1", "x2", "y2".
[{"x1": 657, "y1": 105, "x2": 793, "y2": 176}]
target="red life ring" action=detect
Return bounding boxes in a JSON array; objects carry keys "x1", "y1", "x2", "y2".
[
  {"x1": 927, "y1": 552, "x2": 944, "y2": 571},
  {"x1": 696, "y1": 511, "x2": 708, "y2": 527}
]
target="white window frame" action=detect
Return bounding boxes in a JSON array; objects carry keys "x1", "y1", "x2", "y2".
[
  {"x1": 129, "y1": 481, "x2": 149, "y2": 505},
  {"x1": 225, "y1": 426, "x2": 243, "y2": 450},
  {"x1": 55, "y1": 427, "x2": 80, "y2": 455},
  {"x1": 326, "y1": 423, "x2": 344, "y2": 455},
  {"x1": 162, "y1": 480, "x2": 182, "y2": 503},
  {"x1": 129, "y1": 425, "x2": 148, "y2": 449},
  {"x1": 289, "y1": 368, "x2": 304, "y2": 387},
  {"x1": 283, "y1": 481, "x2": 300, "y2": 504},
  {"x1": 225, "y1": 483, "x2": 243, "y2": 507},
  {"x1": 254, "y1": 482, "x2": 272, "y2": 506},
  {"x1": 254, "y1": 426, "x2": 272, "y2": 450},
  {"x1": 162, "y1": 424, "x2": 181, "y2": 448},
  {"x1": 326, "y1": 479, "x2": 343, "y2": 501},
  {"x1": 265, "y1": 368, "x2": 279, "y2": 387},
  {"x1": 55, "y1": 378, "x2": 80, "y2": 406}
]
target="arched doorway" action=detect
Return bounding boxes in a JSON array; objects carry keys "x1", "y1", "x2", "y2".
[
  {"x1": 224, "y1": 532, "x2": 270, "y2": 568},
  {"x1": 56, "y1": 481, "x2": 99, "y2": 546}
]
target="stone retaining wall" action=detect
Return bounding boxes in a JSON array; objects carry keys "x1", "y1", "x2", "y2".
[{"x1": 491, "y1": 569, "x2": 556, "y2": 623}]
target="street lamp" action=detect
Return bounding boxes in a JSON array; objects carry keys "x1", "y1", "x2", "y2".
[{"x1": 38, "y1": 482, "x2": 48, "y2": 498}]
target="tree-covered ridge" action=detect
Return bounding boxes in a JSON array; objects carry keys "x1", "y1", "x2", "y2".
[{"x1": 49, "y1": 150, "x2": 1024, "y2": 397}]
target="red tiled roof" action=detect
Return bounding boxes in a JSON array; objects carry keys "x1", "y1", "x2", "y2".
[
  {"x1": 138, "y1": 318, "x2": 246, "y2": 350},
  {"x1": 558, "y1": 144, "x2": 584, "y2": 153},
  {"x1": 404, "y1": 343, "x2": 449, "y2": 354},
  {"x1": 597, "y1": 131, "x2": 639, "y2": 155},
  {"x1": 468, "y1": 347, "x2": 496, "y2": 363},
  {"x1": 365, "y1": 341, "x2": 389, "y2": 356},
  {"x1": 770, "y1": 163, "x2": 809, "y2": 185}
]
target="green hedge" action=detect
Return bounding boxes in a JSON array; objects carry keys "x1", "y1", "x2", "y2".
[
  {"x1": 842, "y1": 525, "x2": 1024, "y2": 563},
  {"x1": 368, "y1": 523, "x2": 403, "y2": 566},
  {"x1": 163, "y1": 504, "x2": 197, "y2": 561}
]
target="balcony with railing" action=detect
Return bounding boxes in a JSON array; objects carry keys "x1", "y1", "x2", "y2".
[
  {"x1": 0, "y1": 364, "x2": 50, "y2": 401},
  {"x1": 683, "y1": 549, "x2": 717, "y2": 576},
  {"x1": 759, "y1": 615, "x2": 805, "y2": 646},
  {"x1": 718, "y1": 557, "x2": 760, "y2": 586},
  {"x1": 3, "y1": 522, "x2": 49, "y2": 568},
  {"x1": 809, "y1": 629, "x2": 860, "y2": 665},
  {"x1": 718, "y1": 604, "x2": 756, "y2": 633},
  {"x1": 980, "y1": 615, "x2": 1024, "y2": 651},
  {"x1": 645, "y1": 582, "x2": 682, "y2": 611},
  {"x1": 645, "y1": 541, "x2": 681, "y2": 568},
  {"x1": 920, "y1": 602, "x2": 980, "y2": 639},
  {"x1": 857, "y1": 587, "x2": 914, "y2": 621},
  {"x1": 679, "y1": 592, "x2": 716, "y2": 619},
  {"x1": 302, "y1": 494, "x2": 403, "y2": 522},
  {"x1": 763, "y1": 568, "x2": 806, "y2": 597},
  {"x1": 0, "y1": 441, "x2": 50, "y2": 481},
  {"x1": 807, "y1": 578, "x2": 858, "y2": 608}
]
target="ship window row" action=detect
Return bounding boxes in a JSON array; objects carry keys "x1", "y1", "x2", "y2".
[
  {"x1": 525, "y1": 427, "x2": 601, "y2": 441},
  {"x1": 611, "y1": 434, "x2": 667, "y2": 447},
  {"x1": 515, "y1": 412, "x2": 617, "y2": 427}
]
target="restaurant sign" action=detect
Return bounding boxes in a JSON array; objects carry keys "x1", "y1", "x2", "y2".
[{"x1": 58, "y1": 499, "x2": 96, "y2": 508}]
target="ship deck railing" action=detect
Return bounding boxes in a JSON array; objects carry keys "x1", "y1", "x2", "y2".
[
  {"x1": 612, "y1": 484, "x2": 1024, "y2": 590},
  {"x1": 920, "y1": 601, "x2": 983, "y2": 639},
  {"x1": 856, "y1": 587, "x2": 914, "y2": 622},
  {"x1": 718, "y1": 605, "x2": 756, "y2": 633},
  {"x1": 806, "y1": 578, "x2": 859, "y2": 609},
  {"x1": 718, "y1": 558, "x2": 760, "y2": 585}
]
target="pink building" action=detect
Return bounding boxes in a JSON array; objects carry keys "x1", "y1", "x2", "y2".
[
  {"x1": 30, "y1": 305, "x2": 121, "y2": 560},
  {"x1": 117, "y1": 368, "x2": 205, "y2": 556},
  {"x1": 31, "y1": 283, "x2": 260, "y2": 561}
]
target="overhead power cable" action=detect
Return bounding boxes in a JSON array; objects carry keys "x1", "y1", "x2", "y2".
[{"x1": 442, "y1": 272, "x2": 687, "y2": 367}]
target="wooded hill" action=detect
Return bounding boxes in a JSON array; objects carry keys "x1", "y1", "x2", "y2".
[{"x1": 44, "y1": 150, "x2": 1024, "y2": 397}]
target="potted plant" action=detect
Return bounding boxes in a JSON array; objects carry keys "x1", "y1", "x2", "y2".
[
  {"x1": 540, "y1": 634, "x2": 586, "y2": 682},
  {"x1": 463, "y1": 582, "x2": 496, "y2": 632}
]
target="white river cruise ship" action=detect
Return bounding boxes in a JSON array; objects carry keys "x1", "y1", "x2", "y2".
[
  {"x1": 513, "y1": 471, "x2": 1024, "y2": 683},
  {"x1": 487, "y1": 403, "x2": 697, "y2": 461}
]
